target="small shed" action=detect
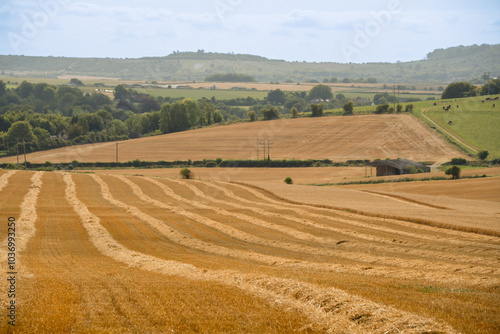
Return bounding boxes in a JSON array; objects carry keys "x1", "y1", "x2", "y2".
[{"x1": 370, "y1": 159, "x2": 430, "y2": 176}]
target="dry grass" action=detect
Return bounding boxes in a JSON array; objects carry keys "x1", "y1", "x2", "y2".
[
  {"x1": 0, "y1": 171, "x2": 498, "y2": 332},
  {"x1": 0, "y1": 114, "x2": 466, "y2": 164}
]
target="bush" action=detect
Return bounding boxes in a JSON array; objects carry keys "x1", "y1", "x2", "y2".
[
  {"x1": 342, "y1": 101, "x2": 354, "y2": 115},
  {"x1": 445, "y1": 166, "x2": 461, "y2": 179},
  {"x1": 180, "y1": 168, "x2": 192, "y2": 179},
  {"x1": 404, "y1": 165, "x2": 423, "y2": 174},
  {"x1": 205, "y1": 161, "x2": 217, "y2": 168},
  {"x1": 450, "y1": 158, "x2": 467, "y2": 165},
  {"x1": 311, "y1": 104, "x2": 324, "y2": 117},
  {"x1": 284, "y1": 177, "x2": 293, "y2": 184},
  {"x1": 375, "y1": 104, "x2": 389, "y2": 114},
  {"x1": 477, "y1": 150, "x2": 489, "y2": 161}
]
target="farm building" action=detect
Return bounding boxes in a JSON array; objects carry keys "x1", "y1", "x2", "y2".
[{"x1": 371, "y1": 159, "x2": 431, "y2": 176}]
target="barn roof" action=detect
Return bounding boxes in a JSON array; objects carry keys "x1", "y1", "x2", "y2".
[{"x1": 370, "y1": 159, "x2": 428, "y2": 170}]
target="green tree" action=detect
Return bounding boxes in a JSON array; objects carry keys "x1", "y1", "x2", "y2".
[
  {"x1": 405, "y1": 104, "x2": 414, "y2": 112},
  {"x1": 248, "y1": 110, "x2": 257, "y2": 122},
  {"x1": 114, "y1": 84, "x2": 129, "y2": 100},
  {"x1": 310, "y1": 104, "x2": 323, "y2": 117},
  {"x1": 445, "y1": 166, "x2": 461, "y2": 179},
  {"x1": 0, "y1": 80, "x2": 7, "y2": 96},
  {"x1": 106, "y1": 119, "x2": 128, "y2": 136},
  {"x1": 477, "y1": 150, "x2": 489, "y2": 161},
  {"x1": 15, "y1": 81, "x2": 34, "y2": 98},
  {"x1": 481, "y1": 79, "x2": 500, "y2": 95},
  {"x1": 6, "y1": 121, "x2": 37, "y2": 143},
  {"x1": 160, "y1": 102, "x2": 191, "y2": 133},
  {"x1": 284, "y1": 177, "x2": 293, "y2": 184},
  {"x1": 267, "y1": 89, "x2": 285, "y2": 105},
  {"x1": 307, "y1": 84, "x2": 333, "y2": 101},
  {"x1": 90, "y1": 92, "x2": 112, "y2": 108},
  {"x1": 291, "y1": 107, "x2": 298, "y2": 118},
  {"x1": 213, "y1": 110, "x2": 224, "y2": 123},
  {"x1": 441, "y1": 82, "x2": 477, "y2": 99},
  {"x1": 261, "y1": 107, "x2": 280, "y2": 120},
  {"x1": 180, "y1": 168, "x2": 193, "y2": 179},
  {"x1": 342, "y1": 101, "x2": 354, "y2": 115},
  {"x1": 70, "y1": 78, "x2": 84, "y2": 86}
]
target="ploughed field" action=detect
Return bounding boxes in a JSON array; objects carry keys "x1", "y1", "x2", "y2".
[
  {"x1": 1, "y1": 170, "x2": 499, "y2": 333},
  {"x1": 0, "y1": 114, "x2": 466, "y2": 164}
]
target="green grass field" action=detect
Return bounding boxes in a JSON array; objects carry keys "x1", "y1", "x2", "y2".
[
  {"x1": 136, "y1": 87, "x2": 268, "y2": 100},
  {"x1": 425, "y1": 96, "x2": 500, "y2": 158}
]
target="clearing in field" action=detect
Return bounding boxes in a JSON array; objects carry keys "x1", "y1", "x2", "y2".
[{"x1": 0, "y1": 114, "x2": 466, "y2": 164}]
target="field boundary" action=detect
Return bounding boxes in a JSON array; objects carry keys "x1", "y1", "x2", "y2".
[
  {"x1": 233, "y1": 182, "x2": 500, "y2": 238},
  {"x1": 359, "y1": 190, "x2": 451, "y2": 210}
]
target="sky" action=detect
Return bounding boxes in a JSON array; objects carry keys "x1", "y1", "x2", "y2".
[{"x1": 0, "y1": 0, "x2": 499, "y2": 64}]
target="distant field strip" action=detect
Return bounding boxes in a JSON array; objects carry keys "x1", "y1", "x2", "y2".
[{"x1": 1, "y1": 172, "x2": 498, "y2": 332}]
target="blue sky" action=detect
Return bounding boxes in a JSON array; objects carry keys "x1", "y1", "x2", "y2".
[{"x1": 0, "y1": 0, "x2": 499, "y2": 63}]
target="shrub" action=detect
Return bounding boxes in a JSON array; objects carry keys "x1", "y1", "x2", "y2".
[
  {"x1": 375, "y1": 104, "x2": 389, "y2": 114},
  {"x1": 404, "y1": 165, "x2": 423, "y2": 174},
  {"x1": 284, "y1": 177, "x2": 293, "y2": 184},
  {"x1": 450, "y1": 158, "x2": 467, "y2": 165},
  {"x1": 248, "y1": 110, "x2": 257, "y2": 122},
  {"x1": 180, "y1": 168, "x2": 192, "y2": 179},
  {"x1": 342, "y1": 101, "x2": 354, "y2": 115},
  {"x1": 310, "y1": 104, "x2": 324, "y2": 117},
  {"x1": 205, "y1": 161, "x2": 217, "y2": 168},
  {"x1": 445, "y1": 166, "x2": 461, "y2": 179},
  {"x1": 477, "y1": 150, "x2": 489, "y2": 161},
  {"x1": 44, "y1": 161, "x2": 52, "y2": 167}
]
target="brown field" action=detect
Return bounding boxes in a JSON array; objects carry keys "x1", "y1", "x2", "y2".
[
  {"x1": 0, "y1": 169, "x2": 499, "y2": 333},
  {"x1": 0, "y1": 114, "x2": 466, "y2": 164}
]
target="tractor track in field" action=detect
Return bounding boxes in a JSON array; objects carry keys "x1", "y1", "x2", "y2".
[{"x1": 62, "y1": 173, "x2": 459, "y2": 334}]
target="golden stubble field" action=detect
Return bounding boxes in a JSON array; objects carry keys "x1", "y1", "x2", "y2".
[
  {"x1": 0, "y1": 169, "x2": 499, "y2": 333},
  {"x1": 0, "y1": 114, "x2": 467, "y2": 164}
]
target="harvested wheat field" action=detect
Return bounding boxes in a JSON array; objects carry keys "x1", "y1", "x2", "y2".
[
  {"x1": 1, "y1": 170, "x2": 499, "y2": 333},
  {"x1": 0, "y1": 114, "x2": 466, "y2": 164}
]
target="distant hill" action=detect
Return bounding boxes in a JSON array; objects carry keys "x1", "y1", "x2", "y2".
[{"x1": 0, "y1": 44, "x2": 498, "y2": 83}]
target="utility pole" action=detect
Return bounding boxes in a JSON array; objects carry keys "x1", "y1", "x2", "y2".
[
  {"x1": 393, "y1": 85, "x2": 396, "y2": 112},
  {"x1": 397, "y1": 85, "x2": 400, "y2": 107},
  {"x1": 256, "y1": 142, "x2": 259, "y2": 161},
  {"x1": 266, "y1": 140, "x2": 273, "y2": 161},
  {"x1": 116, "y1": 143, "x2": 118, "y2": 163},
  {"x1": 483, "y1": 72, "x2": 491, "y2": 95},
  {"x1": 16, "y1": 138, "x2": 19, "y2": 166},
  {"x1": 262, "y1": 139, "x2": 266, "y2": 161},
  {"x1": 23, "y1": 139, "x2": 26, "y2": 170}
]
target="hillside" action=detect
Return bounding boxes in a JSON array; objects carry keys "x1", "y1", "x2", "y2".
[
  {"x1": 0, "y1": 114, "x2": 466, "y2": 164},
  {"x1": 1, "y1": 44, "x2": 498, "y2": 83}
]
